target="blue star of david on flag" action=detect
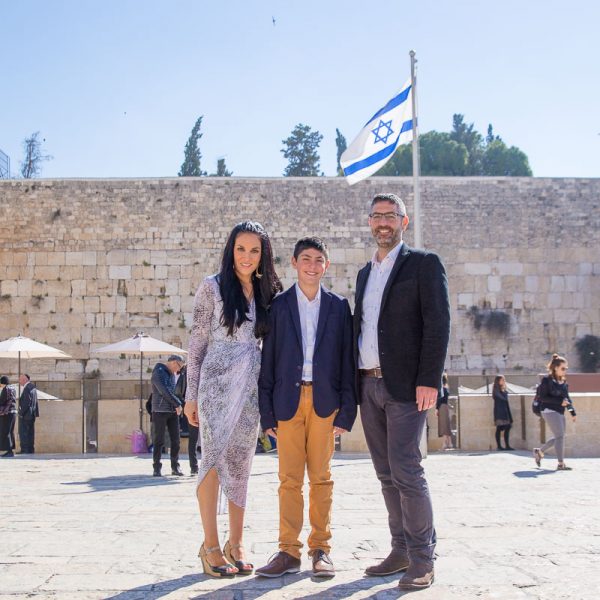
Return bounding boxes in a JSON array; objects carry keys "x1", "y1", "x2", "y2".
[
  {"x1": 371, "y1": 119, "x2": 394, "y2": 144},
  {"x1": 340, "y1": 79, "x2": 414, "y2": 185}
]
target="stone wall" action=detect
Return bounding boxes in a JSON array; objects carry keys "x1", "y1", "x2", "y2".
[{"x1": 1, "y1": 177, "x2": 599, "y2": 382}]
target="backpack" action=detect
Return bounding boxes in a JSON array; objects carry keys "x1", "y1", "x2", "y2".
[{"x1": 531, "y1": 385, "x2": 542, "y2": 416}]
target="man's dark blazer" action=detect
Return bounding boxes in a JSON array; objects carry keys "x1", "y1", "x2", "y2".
[
  {"x1": 259, "y1": 284, "x2": 357, "y2": 432},
  {"x1": 19, "y1": 382, "x2": 39, "y2": 421},
  {"x1": 353, "y1": 243, "x2": 450, "y2": 403}
]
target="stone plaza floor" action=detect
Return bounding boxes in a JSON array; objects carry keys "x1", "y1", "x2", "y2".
[{"x1": 1, "y1": 449, "x2": 599, "y2": 599}]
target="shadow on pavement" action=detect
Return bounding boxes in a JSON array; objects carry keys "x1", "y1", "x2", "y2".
[
  {"x1": 103, "y1": 573, "x2": 204, "y2": 599},
  {"x1": 189, "y1": 572, "x2": 389, "y2": 600},
  {"x1": 61, "y1": 474, "x2": 185, "y2": 492},
  {"x1": 512, "y1": 469, "x2": 556, "y2": 478},
  {"x1": 101, "y1": 571, "x2": 394, "y2": 600}
]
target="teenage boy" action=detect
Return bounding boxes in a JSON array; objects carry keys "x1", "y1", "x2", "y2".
[{"x1": 256, "y1": 237, "x2": 357, "y2": 578}]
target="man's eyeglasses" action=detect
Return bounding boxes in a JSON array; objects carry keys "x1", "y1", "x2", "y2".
[{"x1": 369, "y1": 212, "x2": 404, "y2": 222}]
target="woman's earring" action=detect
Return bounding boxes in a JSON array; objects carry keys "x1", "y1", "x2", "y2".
[{"x1": 255, "y1": 266, "x2": 263, "y2": 279}]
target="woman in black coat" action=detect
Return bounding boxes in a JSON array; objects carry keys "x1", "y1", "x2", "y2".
[
  {"x1": 533, "y1": 353, "x2": 577, "y2": 470},
  {"x1": 436, "y1": 373, "x2": 453, "y2": 450},
  {"x1": 492, "y1": 375, "x2": 513, "y2": 451}
]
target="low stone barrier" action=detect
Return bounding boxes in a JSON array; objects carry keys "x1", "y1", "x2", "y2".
[
  {"x1": 457, "y1": 393, "x2": 599, "y2": 457},
  {"x1": 17, "y1": 392, "x2": 600, "y2": 458}
]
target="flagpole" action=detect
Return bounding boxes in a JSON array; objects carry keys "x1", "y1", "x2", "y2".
[{"x1": 409, "y1": 50, "x2": 422, "y2": 248}]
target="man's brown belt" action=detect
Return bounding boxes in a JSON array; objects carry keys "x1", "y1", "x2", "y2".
[{"x1": 359, "y1": 368, "x2": 383, "y2": 378}]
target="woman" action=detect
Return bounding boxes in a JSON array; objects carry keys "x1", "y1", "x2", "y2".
[
  {"x1": 492, "y1": 375, "x2": 514, "y2": 451},
  {"x1": 184, "y1": 221, "x2": 281, "y2": 577},
  {"x1": 0, "y1": 376, "x2": 17, "y2": 458},
  {"x1": 436, "y1": 373, "x2": 453, "y2": 450},
  {"x1": 533, "y1": 354, "x2": 577, "y2": 470}
]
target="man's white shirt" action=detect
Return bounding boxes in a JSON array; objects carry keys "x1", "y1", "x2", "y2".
[
  {"x1": 295, "y1": 283, "x2": 321, "y2": 381},
  {"x1": 358, "y1": 242, "x2": 403, "y2": 369}
]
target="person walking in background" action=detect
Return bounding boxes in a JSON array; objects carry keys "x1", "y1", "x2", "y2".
[
  {"x1": 18, "y1": 374, "x2": 39, "y2": 454},
  {"x1": 534, "y1": 354, "x2": 577, "y2": 470},
  {"x1": 174, "y1": 363, "x2": 200, "y2": 475},
  {"x1": 256, "y1": 237, "x2": 357, "y2": 579},
  {"x1": 492, "y1": 375, "x2": 514, "y2": 451},
  {"x1": 184, "y1": 221, "x2": 282, "y2": 578},
  {"x1": 0, "y1": 376, "x2": 17, "y2": 458},
  {"x1": 436, "y1": 373, "x2": 453, "y2": 451},
  {"x1": 151, "y1": 355, "x2": 185, "y2": 477},
  {"x1": 353, "y1": 193, "x2": 450, "y2": 590}
]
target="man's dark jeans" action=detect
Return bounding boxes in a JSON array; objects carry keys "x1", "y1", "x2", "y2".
[
  {"x1": 360, "y1": 377, "x2": 436, "y2": 572},
  {"x1": 188, "y1": 423, "x2": 199, "y2": 471},
  {"x1": 152, "y1": 412, "x2": 181, "y2": 471},
  {"x1": 19, "y1": 417, "x2": 36, "y2": 453}
]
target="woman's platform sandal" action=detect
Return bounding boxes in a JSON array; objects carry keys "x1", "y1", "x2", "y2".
[
  {"x1": 556, "y1": 463, "x2": 573, "y2": 471},
  {"x1": 223, "y1": 540, "x2": 254, "y2": 575},
  {"x1": 198, "y1": 543, "x2": 238, "y2": 578}
]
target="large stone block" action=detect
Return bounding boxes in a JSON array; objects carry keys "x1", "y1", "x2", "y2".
[
  {"x1": 107, "y1": 249, "x2": 127, "y2": 265},
  {"x1": 34, "y1": 265, "x2": 60, "y2": 280},
  {"x1": 61, "y1": 265, "x2": 84, "y2": 279},
  {"x1": 109, "y1": 265, "x2": 132, "y2": 280},
  {"x1": 497, "y1": 262, "x2": 524, "y2": 276},
  {"x1": 488, "y1": 276, "x2": 501, "y2": 292},
  {"x1": 0, "y1": 280, "x2": 18, "y2": 296},
  {"x1": 84, "y1": 296, "x2": 100, "y2": 313},
  {"x1": 46, "y1": 280, "x2": 71, "y2": 298},
  {"x1": 465, "y1": 263, "x2": 492, "y2": 275},
  {"x1": 13, "y1": 253, "x2": 27, "y2": 266}
]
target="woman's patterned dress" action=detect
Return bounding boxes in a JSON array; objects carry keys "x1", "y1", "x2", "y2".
[{"x1": 186, "y1": 275, "x2": 261, "y2": 508}]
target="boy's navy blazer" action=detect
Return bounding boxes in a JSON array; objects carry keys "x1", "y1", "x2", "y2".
[{"x1": 258, "y1": 284, "x2": 357, "y2": 432}]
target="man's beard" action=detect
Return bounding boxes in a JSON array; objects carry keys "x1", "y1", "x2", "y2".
[{"x1": 374, "y1": 228, "x2": 401, "y2": 248}]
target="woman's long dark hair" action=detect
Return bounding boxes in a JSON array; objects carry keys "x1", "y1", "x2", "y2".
[
  {"x1": 492, "y1": 375, "x2": 506, "y2": 394},
  {"x1": 218, "y1": 221, "x2": 282, "y2": 338}
]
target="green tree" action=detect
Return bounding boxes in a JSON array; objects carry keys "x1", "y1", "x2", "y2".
[
  {"x1": 210, "y1": 158, "x2": 232, "y2": 177},
  {"x1": 421, "y1": 132, "x2": 469, "y2": 175},
  {"x1": 335, "y1": 128, "x2": 347, "y2": 175},
  {"x1": 377, "y1": 131, "x2": 468, "y2": 176},
  {"x1": 179, "y1": 116, "x2": 206, "y2": 176},
  {"x1": 281, "y1": 123, "x2": 323, "y2": 176},
  {"x1": 486, "y1": 124, "x2": 500, "y2": 144},
  {"x1": 376, "y1": 144, "x2": 413, "y2": 176},
  {"x1": 450, "y1": 114, "x2": 483, "y2": 175},
  {"x1": 481, "y1": 140, "x2": 532, "y2": 176},
  {"x1": 377, "y1": 114, "x2": 532, "y2": 177}
]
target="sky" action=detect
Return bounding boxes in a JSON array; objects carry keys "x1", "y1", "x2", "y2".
[{"x1": 1, "y1": 0, "x2": 599, "y2": 179}]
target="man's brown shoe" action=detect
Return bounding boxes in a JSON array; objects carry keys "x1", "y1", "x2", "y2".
[
  {"x1": 311, "y1": 549, "x2": 335, "y2": 577},
  {"x1": 255, "y1": 551, "x2": 301, "y2": 578},
  {"x1": 398, "y1": 568, "x2": 434, "y2": 590},
  {"x1": 365, "y1": 548, "x2": 410, "y2": 576}
]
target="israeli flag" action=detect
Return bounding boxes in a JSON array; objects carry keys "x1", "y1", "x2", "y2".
[{"x1": 340, "y1": 80, "x2": 413, "y2": 185}]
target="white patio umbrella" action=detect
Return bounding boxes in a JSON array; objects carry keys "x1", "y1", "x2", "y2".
[
  {"x1": 94, "y1": 332, "x2": 187, "y2": 430},
  {"x1": 0, "y1": 335, "x2": 71, "y2": 396},
  {"x1": 473, "y1": 381, "x2": 536, "y2": 394},
  {"x1": 8, "y1": 384, "x2": 61, "y2": 401},
  {"x1": 458, "y1": 385, "x2": 477, "y2": 395}
]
